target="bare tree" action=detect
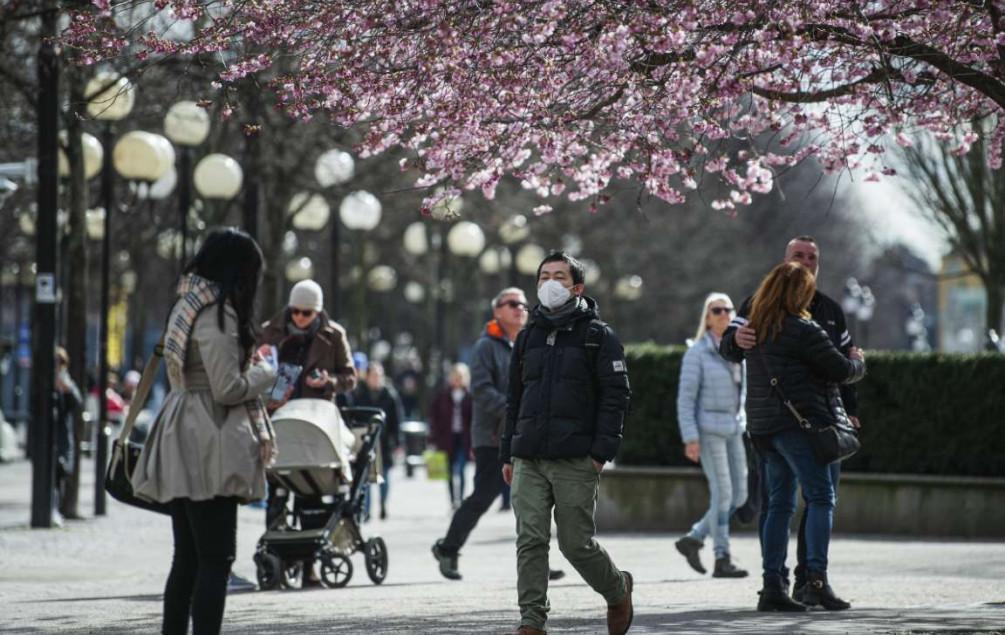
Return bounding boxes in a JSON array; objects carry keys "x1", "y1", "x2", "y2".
[{"x1": 898, "y1": 127, "x2": 1005, "y2": 338}]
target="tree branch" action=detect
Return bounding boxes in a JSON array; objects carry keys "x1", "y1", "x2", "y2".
[{"x1": 750, "y1": 67, "x2": 892, "y2": 103}]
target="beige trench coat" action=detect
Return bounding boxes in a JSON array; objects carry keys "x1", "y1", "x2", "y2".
[{"x1": 132, "y1": 304, "x2": 276, "y2": 503}]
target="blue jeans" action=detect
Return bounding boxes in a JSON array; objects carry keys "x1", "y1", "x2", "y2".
[
  {"x1": 760, "y1": 428, "x2": 835, "y2": 583},
  {"x1": 686, "y1": 432, "x2": 748, "y2": 559}
]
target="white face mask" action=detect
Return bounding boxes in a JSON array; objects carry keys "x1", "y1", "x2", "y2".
[{"x1": 537, "y1": 279, "x2": 572, "y2": 310}]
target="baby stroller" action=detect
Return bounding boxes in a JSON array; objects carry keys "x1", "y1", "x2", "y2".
[{"x1": 254, "y1": 399, "x2": 388, "y2": 590}]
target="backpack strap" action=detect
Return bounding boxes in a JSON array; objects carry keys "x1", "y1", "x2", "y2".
[{"x1": 584, "y1": 318, "x2": 606, "y2": 371}]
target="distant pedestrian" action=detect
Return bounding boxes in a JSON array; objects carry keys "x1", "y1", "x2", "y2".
[
  {"x1": 740, "y1": 262, "x2": 865, "y2": 612},
  {"x1": 429, "y1": 363, "x2": 473, "y2": 509},
  {"x1": 131, "y1": 228, "x2": 277, "y2": 635},
  {"x1": 353, "y1": 360, "x2": 403, "y2": 520},
  {"x1": 53, "y1": 346, "x2": 81, "y2": 525},
  {"x1": 501, "y1": 253, "x2": 634, "y2": 635},
  {"x1": 674, "y1": 293, "x2": 749, "y2": 578}
]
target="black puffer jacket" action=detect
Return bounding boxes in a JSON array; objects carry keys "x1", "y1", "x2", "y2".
[
  {"x1": 500, "y1": 296, "x2": 631, "y2": 464},
  {"x1": 745, "y1": 315, "x2": 866, "y2": 437}
]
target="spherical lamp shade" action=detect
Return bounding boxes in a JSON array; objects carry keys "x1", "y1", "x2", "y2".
[
  {"x1": 58, "y1": 132, "x2": 104, "y2": 180},
  {"x1": 148, "y1": 166, "x2": 177, "y2": 200},
  {"x1": 499, "y1": 214, "x2": 530, "y2": 244},
  {"x1": 113, "y1": 131, "x2": 173, "y2": 182},
  {"x1": 614, "y1": 275, "x2": 643, "y2": 301},
  {"x1": 86, "y1": 72, "x2": 135, "y2": 121},
  {"x1": 193, "y1": 153, "x2": 243, "y2": 200},
  {"x1": 402, "y1": 222, "x2": 428, "y2": 256},
  {"x1": 86, "y1": 208, "x2": 105, "y2": 240},
  {"x1": 516, "y1": 243, "x2": 546, "y2": 275},
  {"x1": 315, "y1": 149, "x2": 355, "y2": 187},
  {"x1": 580, "y1": 258, "x2": 601, "y2": 286},
  {"x1": 285, "y1": 257, "x2": 314, "y2": 282},
  {"x1": 447, "y1": 221, "x2": 486, "y2": 257},
  {"x1": 429, "y1": 189, "x2": 463, "y2": 221},
  {"x1": 339, "y1": 190, "x2": 382, "y2": 230},
  {"x1": 403, "y1": 281, "x2": 425, "y2": 303},
  {"x1": 164, "y1": 101, "x2": 210, "y2": 146},
  {"x1": 479, "y1": 246, "x2": 512, "y2": 274},
  {"x1": 367, "y1": 265, "x2": 398, "y2": 292},
  {"x1": 288, "y1": 192, "x2": 331, "y2": 231},
  {"x1": 18, "y1": 212, "x2": 35, "y2": 236},
  {"x1": 156, "y1": 230, "x2": 183, "y2": 260}
]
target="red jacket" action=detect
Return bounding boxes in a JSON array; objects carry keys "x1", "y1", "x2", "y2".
[{"x1": 428, "y1": 386, "x2": 472, "y2": 455}]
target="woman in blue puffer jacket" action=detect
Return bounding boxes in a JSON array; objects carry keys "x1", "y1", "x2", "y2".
[{"x1": 674, "y1": 292, "x2": 749, "y2": 578}]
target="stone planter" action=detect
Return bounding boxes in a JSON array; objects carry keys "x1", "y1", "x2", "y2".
[{"x1": 597, "y1": 466, "x2": 1005, "y2": 538}]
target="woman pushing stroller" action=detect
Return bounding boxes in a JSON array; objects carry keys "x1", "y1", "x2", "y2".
[{"x1": 259, "y1": 279, "x2": 357, "y2": 584}]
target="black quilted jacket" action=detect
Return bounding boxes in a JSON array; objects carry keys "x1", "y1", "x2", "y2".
[{"x1": 745, "y1": 315, "x2": 866, "y2": 437}]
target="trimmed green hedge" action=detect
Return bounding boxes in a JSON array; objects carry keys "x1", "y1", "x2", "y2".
[{"x1": 619, "y1": 345, "x2": 1005, "y2": 477}]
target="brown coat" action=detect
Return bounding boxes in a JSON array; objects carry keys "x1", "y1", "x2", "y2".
[{"x1": 259, "y1": 309, "x2": 356, "y2": 402}]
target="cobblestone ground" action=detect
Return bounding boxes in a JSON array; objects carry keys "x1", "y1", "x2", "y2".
[{"x1": 1, "y1": 457, "x2": 1003, "y2": 634}]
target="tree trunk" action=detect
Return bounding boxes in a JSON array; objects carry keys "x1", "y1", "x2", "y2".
[
  {"x1": 986, "y1": 279, "x2": 1004, "y2": 345},
  {"x1": 60, "y1": 67, "x2": 90, "y2": 519}
]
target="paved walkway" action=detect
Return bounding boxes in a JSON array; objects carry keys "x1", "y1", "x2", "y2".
[{"x1": 1, "y1": 457, "x2": 1003, "y2": 634}]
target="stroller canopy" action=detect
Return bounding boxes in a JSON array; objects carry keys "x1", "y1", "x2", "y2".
[{"x1": 270, "y1": 399, "x2": 356, "y2": 476}]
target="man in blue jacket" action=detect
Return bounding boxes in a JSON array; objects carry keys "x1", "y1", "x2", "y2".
[{"x1": 501, "y1": 252, "x2": 634, "y2": 635}]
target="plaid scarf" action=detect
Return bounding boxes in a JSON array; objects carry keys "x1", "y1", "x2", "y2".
[{"x1": 165, "y1": 274, "x2": 272, "y2": 441}]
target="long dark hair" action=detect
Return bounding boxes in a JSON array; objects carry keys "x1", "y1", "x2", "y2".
[{"x1": 183, "y1": 227, "x2": 264, "y2": 360}]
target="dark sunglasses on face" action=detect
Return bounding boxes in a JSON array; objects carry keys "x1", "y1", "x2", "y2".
[
  {"x1": 709, "y1": 307, "x2": 734, "y2": 316},
  {"x1": 498, "y1": 300, "x2": 528, "y2": 310},
  {"x1": 290, "y1": 308, "x2": 316, "y2": 317}
]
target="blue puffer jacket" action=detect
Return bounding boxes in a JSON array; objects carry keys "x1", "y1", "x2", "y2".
[{"x1": 676, "y1": 332, "x2": 746, "y2": 444}]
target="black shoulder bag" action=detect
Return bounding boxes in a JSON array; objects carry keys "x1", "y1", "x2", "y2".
[
  {"x1": 104, "y1": 335, "x2": 170, "y2": 515},
  {"x1": 752, "y1": 350, "x2": 860, "y2": 465}
]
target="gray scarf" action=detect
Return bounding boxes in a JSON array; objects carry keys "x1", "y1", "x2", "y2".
[{"x1": 541, "y1": 295, "x2": 584, "y2": 322}]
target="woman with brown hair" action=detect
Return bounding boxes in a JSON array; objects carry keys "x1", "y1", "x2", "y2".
[{"x1": 744, "y1": 262, "x2": 865, "y2": 613}]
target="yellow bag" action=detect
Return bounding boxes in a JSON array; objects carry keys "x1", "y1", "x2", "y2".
[{"x1": 424, "y1": 449, "x2": 448, "y2": 481}]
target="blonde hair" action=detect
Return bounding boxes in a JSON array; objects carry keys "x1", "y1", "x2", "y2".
[
  {"x1": 748, "y1": 262, "x2": 816, "y2": 344},
  {"x1": 449, "y1": 362, "x2": 471, "y2": 388},
  {"x1": 694, "y1": 292, "x2": 734, "y2": 342}
]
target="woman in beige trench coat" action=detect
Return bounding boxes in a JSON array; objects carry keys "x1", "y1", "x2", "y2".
[{"x1": 132, "y1": 228, "x2": 276, "y2": 635}]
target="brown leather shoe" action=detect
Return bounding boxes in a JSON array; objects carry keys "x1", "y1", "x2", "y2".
[
  {"x1": 607, "y1": 571, "x2": 634, "y2": 635},
  {"x1": 513, "y1": 626, "x2": 546, "y2": 635}
]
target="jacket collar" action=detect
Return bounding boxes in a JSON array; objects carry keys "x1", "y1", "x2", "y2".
[{"x1": 529, "y1": 295, "x2": 599, "y2": 330}]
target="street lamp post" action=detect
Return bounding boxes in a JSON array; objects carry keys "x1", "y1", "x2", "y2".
[
  {"x1": 86, "y1": 72, "x2": 135, "y2": 517},
  {"x1": 164, "y1": 101, "x2": 210, "y2": 267},
  {"x1": 499, "y1": 214, "x2": 530, "y2": 286},
  {"x1": 339, "y1": 190, "x2": 382, "y2": 345},
  {"x1": 444, "y1": 220, "x2": 485, "y2": 372},
  {"x1": 316, "y1": 149, "x2": 355, "y2": 318}
]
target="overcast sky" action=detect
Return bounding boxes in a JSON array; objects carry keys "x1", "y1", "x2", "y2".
[{"x1": 850, "y1": 178, "x2": 947, "y2": 271}]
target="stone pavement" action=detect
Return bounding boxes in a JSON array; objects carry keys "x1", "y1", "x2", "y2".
[{"x1": 1, "y1": 456, "x2": 1003, "y2": 634}]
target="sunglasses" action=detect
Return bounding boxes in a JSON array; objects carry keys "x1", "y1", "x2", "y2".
[
  {"x1": 709, "y1": 307, "x2": 734, "y2": 315},
  {"x1": 290, "y1": 308, "x2": 316, "y2": 317},
  {"x1": 497, "y1": 300, "x2": 528, "y2": 310}
]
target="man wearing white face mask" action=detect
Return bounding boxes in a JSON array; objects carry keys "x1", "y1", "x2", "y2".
[{"x1": 501, "y1": 252, "x2": 633, "y2": 635}]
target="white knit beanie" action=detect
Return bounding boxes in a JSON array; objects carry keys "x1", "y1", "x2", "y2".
[{"x1": 289, "y1": 280, "x2": 324, "y2": 312}]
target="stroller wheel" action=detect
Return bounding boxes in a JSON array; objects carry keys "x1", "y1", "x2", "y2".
[
  {"x1": 281, "y1": 561, "x2": 303, "y2": 589},
  {"x1": 364, "y1": 537, "x2": 388, "y2": 585},
  {"x1": 319, "y1": 553, "x2": 353, "y2": 588},
  {"x1": 255, "y1": 552, "x2": 282, "y2": 591}
]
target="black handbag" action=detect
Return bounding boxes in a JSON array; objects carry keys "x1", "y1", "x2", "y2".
[
  {"x1": 104, "y1": 337, "x2": 170, "y2": 515},
  {"x1": 753, "y1": 350, "x2": 860, "y2": 465}
]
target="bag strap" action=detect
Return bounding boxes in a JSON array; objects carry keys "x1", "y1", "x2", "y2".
[
  {"x1": 751, "y1": 348, "x2": 813, "y2": 432},
  {"x1": 116, "y1": 334, "x2": 165, "y2": 446}
]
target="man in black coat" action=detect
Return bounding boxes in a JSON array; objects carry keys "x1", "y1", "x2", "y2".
[
  {"x1": 720, "y1": 235, "x2": 860, "y2": 605},
  {"x1": 500, "y1": 252, "x2": 634, "y2": 635}
]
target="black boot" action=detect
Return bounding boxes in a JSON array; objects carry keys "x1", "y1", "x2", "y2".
[
  {"x1": 757, "y1": 575, "x2": 807, "y2": 612},
  {"x1": 712, "y1": 554, "x2": 748, "y2": 578},
  {"x1": 802, "y1": 570, "x2": 851, "y2": 611},
  {"x1": 674, "y1": 536, "x2": 706, "y2": 574},
  {"x1": 431, "y1": 539, "x2": 462, "y2": 580}
]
